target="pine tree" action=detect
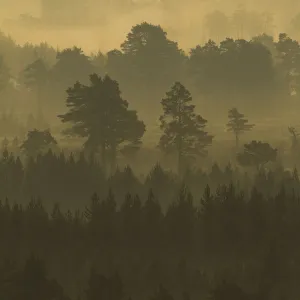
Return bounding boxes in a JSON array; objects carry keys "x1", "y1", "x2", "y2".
[
  {"x1": 159, "y1": 82, "x2": 213, "y2": 174},
  {"x1": 59, "y1": 74, "x2": 145, "y2": 174},
  {"x1": 227, "y1": 108, "x2": 254, "y2": 149}
]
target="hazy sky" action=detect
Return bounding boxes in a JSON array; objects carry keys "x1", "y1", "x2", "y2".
[{"x1": 0, "y1": 0, "x2": 299, "y2": 53}]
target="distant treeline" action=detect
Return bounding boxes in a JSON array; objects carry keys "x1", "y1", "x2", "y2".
[
  {"x1": 0, "y1": 149, "x2": 298, "y2": 209},
  {"x1": 1, "y1": 24, "x2": 300, "y2": 120}
]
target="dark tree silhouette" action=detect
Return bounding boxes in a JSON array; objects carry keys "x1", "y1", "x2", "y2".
[
  {"x1": 120, "y1": 22, "x2": 184, "y2": 86},
  {"x1": 22, "y1": 58, "x2": 49, "y2": 117},
  {"x1": 226, "y1": 108, "x2": 254, "y2": 149},
  {"x1": 0, "y1": 56, "x2": 9, "y2": 92},
  {"x1": 276, "y1": 33, "x2": 300, "y2": 99},
  {"x1": 0, "y1": 157, "x2": 296, "y2": 298},
  {"x1": 189, "y1": 35, "x2": 276, "y2": 114},
  {"x1": 90, "y1": 51, "x2": 106, "y2": 76},
  {"x1": 288, "y1": 126, "x2": 300, "y2": 155},
  {"x1": 116, "y1": 22, "x2": 185, "y2": 114},
  {"x1": 51, "y1": 47, "x2": 95, "y2": 88},
  {"x1": 21, "y1": 129, "x2": 57, "y2": 157},
  {"x1": 237, "y1": 140, "x2": 277, "y2": 170},
  {"x1": 59, "y1": 74, "x2": 145, "y2": 174},
  {"x1": 159, "y1": 82, "x2": 213, "y2": 174}
]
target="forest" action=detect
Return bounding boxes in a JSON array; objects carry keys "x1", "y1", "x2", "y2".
[{"x1": 1, "y1": 21, "x2": 300, "y2": 299}]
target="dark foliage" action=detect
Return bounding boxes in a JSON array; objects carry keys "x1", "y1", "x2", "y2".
[
  {"x1": 1, "y1": 19, "x2": 300, "y2": 300},
  {"x1": 0, "y1": 150, "x2": 298, "y2": 298}
]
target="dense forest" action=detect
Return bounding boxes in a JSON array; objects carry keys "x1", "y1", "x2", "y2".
[
  {"x1": 1, "y1": 21, "x2": 300, "y2": 299},
  {"x1": 0, "y1": 170, "x2": 300, "y2": 299}
]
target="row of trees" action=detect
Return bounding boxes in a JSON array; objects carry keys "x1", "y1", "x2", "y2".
[
  {"x1": 0, "y1": 145, "x2": 295, "y2": 210},
  {"x1": 2, "y1": 75, "x2": 262, "y2": 175},
  {"x1": 0, "y1": 253, "x2": 269, "y2": 300},
  {"x1": 0, "y1": 183, "x2": 298, "y2": 299},
  {"x1": 1, "y1": 73, "x2": 276, "y2": 177},
  {"x1": 2, "y1": 23, "x2": 300, "y2": 120},
  {"x1": 57, "y1": 74, "x2": 262, "y2": 174}
]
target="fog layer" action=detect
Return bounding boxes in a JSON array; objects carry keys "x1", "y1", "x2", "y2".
[{"x1": 1, "y1": 0, "x2": 300, "y2": 52}]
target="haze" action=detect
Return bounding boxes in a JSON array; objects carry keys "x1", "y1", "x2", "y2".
[
  {"x1": 1, "y1": 2, "x2": 300, "y2": 299},
  {"x1": 1, "y1": 0, "x2": 300, "y2": 52}
]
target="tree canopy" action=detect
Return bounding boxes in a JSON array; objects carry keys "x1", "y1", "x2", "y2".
[
  {"x1": 159, "y1": 82, "x2": 213, "y2": 174},
  {"x1": 226, "y1": 108, "x2": 254, "y2": 148},
  {"x1": 0, "y1": 56, "x2": 9, "y2": 92},
  {"x1": 51, "y1": 47, "x2": 95, "y2": 88},
  {"x1": 59, "y1": 74, "x2": 145, "y2": 173},
  {"x1": 237, "y1": 140, "x2": 277, "y2": 169},
  {"x1": 107, "y1": 22, "x2": 185, "y2": 115},
  {"x1": 21, "y1": 129, "x2": 57, "y2": 157}
]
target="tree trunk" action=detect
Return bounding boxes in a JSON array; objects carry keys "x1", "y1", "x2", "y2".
[
  {"x1": 235, "y1": 132, "x2": 239, "y2": 149},
  {"x1": 178, "y1": 151, "x2": 182, "y2": 175},
  {"x1": 178, "y1": 135, "x2": 183, "y2": 176},
  {"x1": 37, "y1": 85, "x2": 43, "y2": 114},
  {"x1": 36, "y1": 85, "x2": 44, "y2": 129},
  {"x1": 178, "y1": 100, "x2": 183, "y2": 176},
  {"x1": 110, "y1": 143, "x2": 117, "y2": 175},
  {"x1": 101, "y1": 143, "x2": 107, "y2": 176}
]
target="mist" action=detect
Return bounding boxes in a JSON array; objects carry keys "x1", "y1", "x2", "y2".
[
  {"x1": 2, "y1": 2, "x2": 300, "y2": 299},
  {"x1": 1, "y1": 0, "x2": 300, "y2": 53}
]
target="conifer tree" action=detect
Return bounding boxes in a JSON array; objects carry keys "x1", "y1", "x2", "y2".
[
  {"x1": 159, "y1": 82, "x2": 213, "y2": 174},
  {"x1": 226, "y1": 108, "x2": 254, "y2": 149}
]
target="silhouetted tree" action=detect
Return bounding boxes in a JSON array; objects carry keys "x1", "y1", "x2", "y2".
[
  {"x1": 159, "y1": 82, "x2": 213, "y2": 174},
  {"x1": 120, "y1": 23, "x2": 184, "y2": 83},
  {"x1": 117, "y1": 22, "x2": 185, "y2": 113},
  {"x1": 22, "y1": 58, "x2": 49, "y2": 119},
  {"x1": 227, "y1": 108, "x2": 254, "y2": 149},
  {"x1": 0, "y1": 56, "x2": 9, "y2": 92},
  {"x1": 51, "y1": 47, "x2": 94, "y2": 88},
  {"x1": 237, "y1": 141, "x2": 277, "y2": 170},
  {"x1": 276, "y1": 33, "x2": 300, "y2": 99},
  {"x1": 59, "y1": 74, "x2": 145, "y2": 174},
  {"x1": 188, "y1": 40, "x2": 221, "y2": 98},
  {"x1": 90, "y1": 51, "x2": 106, "y2": 76},
  {"x1": 21, "y1": 129, "x2": 57, "y2": 157},
  {"x1": 288, "y1": 126, "x2": 300, "y2": 156}
]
